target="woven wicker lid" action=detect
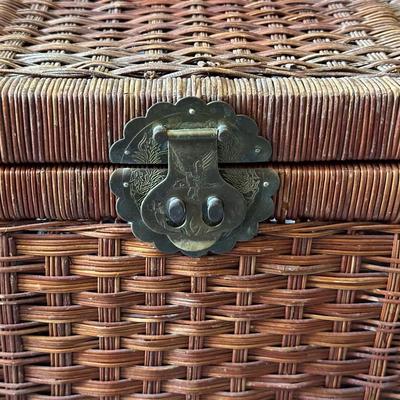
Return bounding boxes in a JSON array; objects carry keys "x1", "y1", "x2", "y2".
[{"x1": 0, "y1": 0, "x2": 400, "y2": 163}]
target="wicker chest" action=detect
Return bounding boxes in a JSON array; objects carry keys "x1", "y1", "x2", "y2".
[{"x1": 0, "y1": 0, "x2": 400, "y2": 399}]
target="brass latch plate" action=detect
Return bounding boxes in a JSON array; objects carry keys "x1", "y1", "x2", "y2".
[{"x1": 110, "y1": 97, "x2": 279, "y2": 257}]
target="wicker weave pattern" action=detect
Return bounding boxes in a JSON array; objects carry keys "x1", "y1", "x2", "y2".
[
  {"x1": 1, "y1": 76, "x2": 400, "y2": 163},
  {"x1": 0, "y1": 0, "x2": 400, "y2": 79},
  {"x1": 1, "y1": 164, "x2": 400, "y2": 223},
  {"x1": 0, "y1": 221, "x2": 398, "y2": 399},
  {"x1": 0, "y1": 0, "x2": 20, "y2": 33},
  {"x1": 0, "y1": 2, "x2": 399, "y2": 398}
]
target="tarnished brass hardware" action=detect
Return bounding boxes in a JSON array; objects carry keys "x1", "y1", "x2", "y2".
[{"x1": 110, "y1": 97, "x2": 279, "y2": 257}]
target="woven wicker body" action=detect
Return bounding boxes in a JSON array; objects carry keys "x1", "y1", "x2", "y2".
[{"x1": 0, "y1": 0, "x2": 400, "y2": 399}]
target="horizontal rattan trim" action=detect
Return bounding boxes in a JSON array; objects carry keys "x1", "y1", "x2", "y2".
[
  {"x1": 0, "y1": 218, "x2": 398, "y2": 255},
  {"x1": 0, "y1": 163, "x2": 399, "y2": 222},
  {"x1": 1, "y1": 76, "x2": 400, "y2": 164}
]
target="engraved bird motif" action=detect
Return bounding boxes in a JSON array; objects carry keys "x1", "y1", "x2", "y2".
[{"x1": 172, "y1": 148, "x2": 217, "y2": 200}]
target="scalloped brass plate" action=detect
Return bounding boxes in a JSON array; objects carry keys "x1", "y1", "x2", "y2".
[{"x1": 110, "y1": 97, "x2": 279, "y2": 257}]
